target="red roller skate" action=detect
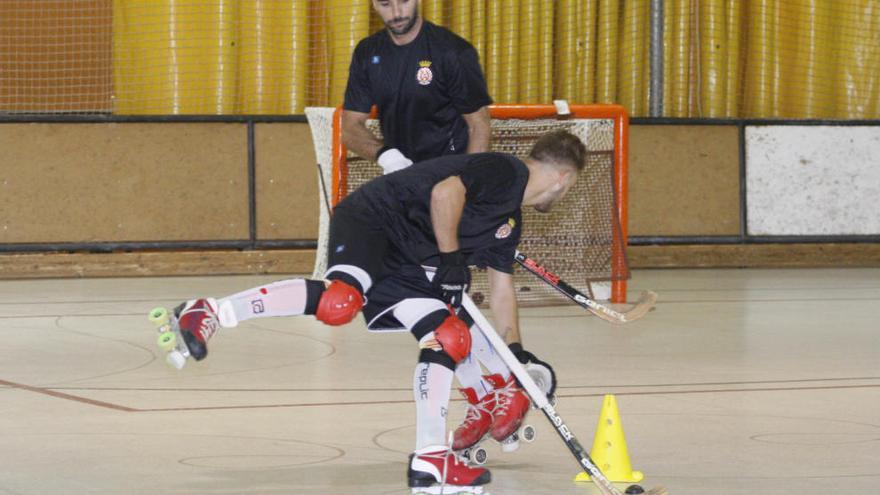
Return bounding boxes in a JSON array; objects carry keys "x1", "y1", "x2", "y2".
[
  {"x1": 452, "y1": 387, "x2": 496, "y2": 465},
  {"x1": 148, "y1": 298, "x2": 221, "y2": 369},
  {"x1": 408, "y1": 445, "x2": 491, "y2": 494},
  {"x1": 485, "y1": 373, "x2": 535, "y2": 453}
]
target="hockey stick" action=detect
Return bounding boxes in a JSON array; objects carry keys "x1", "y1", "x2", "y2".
[
  {"x1": 461, "y1": 294, "x2": 667, "y2": 495},
  {"x1": 514, "y1": 250, "x2": 657, "y2": 324}
]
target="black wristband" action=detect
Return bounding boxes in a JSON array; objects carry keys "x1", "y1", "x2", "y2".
[
  {"x1": 375, "y1": 145, "x2": 392, "y2": 161},
  {"x1": 508, "y1": 342, "x2": 524, "y2": 355},
  {"x1": 439, "y1": 250, "x2": 466, "y2": 266},
  {"x1": 508, "y1": 342, "x2": 533, "y2": 364}
]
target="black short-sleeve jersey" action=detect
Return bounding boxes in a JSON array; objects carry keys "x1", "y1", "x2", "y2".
[
  {"x1": 343, "y1": 21, "x2": 493, "y2": 162},
  {"x1": 339, "y1": 153, "x2": 528, "y2": 273}
]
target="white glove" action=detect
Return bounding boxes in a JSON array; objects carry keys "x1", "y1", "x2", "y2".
[
  {"x1": 526, "y1": 361, "x2": 556, "y2": 399},
  {"x1": 376, "y1": 147, "x2": 413, "y2": 174}
]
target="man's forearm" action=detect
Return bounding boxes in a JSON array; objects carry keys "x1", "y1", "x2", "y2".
[
  {"x1": 464, "y1": 106, "x2": 491, "y2": 154},
  {"x1": 341, "y1": 110, "x2": 383, "y2": 160},
  {"x1": 430, "y1": 177, "x2": 467, "y2": 252},
  {"x1": 488, "y1": 269, "x2": 521, "y2": 344}
]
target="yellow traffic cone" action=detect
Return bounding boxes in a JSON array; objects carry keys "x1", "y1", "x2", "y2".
[{"x1": 574, "y1": 395, "x2": 644, "y2": 483}]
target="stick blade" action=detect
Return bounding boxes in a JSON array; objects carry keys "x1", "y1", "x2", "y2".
[
  {"x1": 618, "y1": 290, "x2": 658, "y2": 323},
  {"x1": 590, "y1": 290, "x2": 658, "y2": 324}
]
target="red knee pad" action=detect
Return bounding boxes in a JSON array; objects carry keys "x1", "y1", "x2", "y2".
[
  {"x1": 316, "y1": 280, "x2": 364, "y2": 326},
  {"x1": 434, "y1": 314, "x2": 471, "y2": 363}
]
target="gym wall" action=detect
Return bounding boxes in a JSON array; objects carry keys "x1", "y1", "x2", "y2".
[
  {"x1": 2, "y1": 2, "x2": 879, "y2": 276},
  {"x1": 2, "y1": 121, "x2": 878, "y2": 278}
]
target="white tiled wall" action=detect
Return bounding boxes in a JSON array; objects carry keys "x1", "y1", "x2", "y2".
[{"x1": 746, "y1": 126, "x2": 880, "y2": 235}]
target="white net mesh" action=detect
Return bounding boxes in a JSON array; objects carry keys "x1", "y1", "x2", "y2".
[{"x1": 304, "y1": 106, "x2": 335, "y2": 279}]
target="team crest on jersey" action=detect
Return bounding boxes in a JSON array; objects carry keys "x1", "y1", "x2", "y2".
[
  {"x1": 495, "y1": 218, "x2": 516, "y2": 239},
  {"x1": 416, "y1": 60, "x2": 433, "y2": 86}
]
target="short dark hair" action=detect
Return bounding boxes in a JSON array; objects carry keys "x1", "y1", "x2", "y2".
[{"x1": 527, "y1": 130, "x2": 587, "y2": 171}]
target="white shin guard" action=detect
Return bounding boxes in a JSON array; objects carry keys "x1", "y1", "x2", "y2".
[
  {"x1": 467, "y1": 323, "x2": 511, "y2": 379},
  {"x1": 216, "y1": 278, "x2": 311, "y2": 327},
  {"x1": 413, "y1": 362, "x2": 454, "y2": 450},
  {"x1": 454, "y1": 353, "x2": 494, "y2": 399}
]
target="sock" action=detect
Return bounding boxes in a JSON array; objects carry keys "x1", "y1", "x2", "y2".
[
  {"x1": 216, "y1": 278, "x2": 321, "y2": 328},
  {"x1": 468, "y1": 323, "x2": 511, "y2": 381},
  {"x1": 454, "y1": 351, "x2": 493, "y2": 399},
  {"x1": 414, "y1": 362, "x2": 454, "y2": 450}
]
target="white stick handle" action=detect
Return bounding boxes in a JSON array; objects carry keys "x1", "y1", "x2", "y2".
[{"x1": 461, "y1": 295, "x2": 549, "y2": 409}]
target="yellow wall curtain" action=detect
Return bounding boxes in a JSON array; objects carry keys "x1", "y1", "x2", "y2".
[
  {"x1": 724, "y1": 0, "x2": 744, "y2": 117},
  {"x1": 554, "y1": 0, "x2": 578, "y2": 101},
  {"x1": 110, "y1": 0, "x2": 880, "y2": 118},
  {"x1": 422, "y1": 0, "x2": 446, "y2": 23},
  {"x1": 519, "y1": 0, "x2": 541, "y2": 103},
  {"x1": 450, "y1": 0, "x2": 471, "y2": 41},
  {"x1": 783, "y1": 0, "x2": 835, "y2": 118},
  {"x1": 485, "y1": 0, "x2": 503, "y2": 99},
  {"x1": 237, "y1": 0, "x2": 309, "y2": 114},
  {"x1": 113, "y1": 0, "x2": 238, "y2": 114},
  {"x1": 704, "y1": 0, "x2": 879, "y2": 118},
  {"x1": 595, "y1": 0, "x2": 620, "y2": 104},
  {"x1": 471, "y1": 0, "x2": 488, "y2": 66},
  {"x1": 496, "y1": 0, "x2": 520, "y2": 103},
  {"x1": 834, "y1": 0, "x2": 880, "y2": 118},
  {"x1": 537, "y1": 0, "x2": 555, "y2": 102},
  {"x1": 699, "y1": 0, "x2": 728, "y2": 117},
  {"x1": 618, "y1": 0, "x2": 648, "y2": 115},
  {"x1": 326, "y1": 1, "x2": 370, "y2": 107},
  {"x1": 665, "y1": 0, "x2": 692, "y2": 117}
]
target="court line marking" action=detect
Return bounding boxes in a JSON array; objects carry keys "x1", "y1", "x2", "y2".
[
  {"x1": 3, "y1": 377, "x2": 878, "y2": 413},
  {"x1": 0, "y1": 378, "x2": 137, "y2": 412},
  {"x1": 136, "y1": 383, "x2": 880, "y2": 412},
  {"x1": 42, "y1": 375, "x2": 880, "y2": 393}
]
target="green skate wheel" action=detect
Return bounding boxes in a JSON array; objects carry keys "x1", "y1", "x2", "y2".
[
  {"x1": 157, "y1": 330, "x2": 176, "y2": 350},
  {"x1": 148, "y1": 307, "x2": 170, "y2": 326}
]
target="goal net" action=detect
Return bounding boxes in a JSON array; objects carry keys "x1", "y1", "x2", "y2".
[{"x1": 306, "y1": 104, "x2": 629, "y2": 305}]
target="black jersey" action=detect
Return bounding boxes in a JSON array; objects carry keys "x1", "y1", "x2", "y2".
[
  {"x1": 337, "y1": 153, "x2": 528, "y2": 274},
  {"x1": 343, "y1": 21, "x2": 492, "y2": 162}
]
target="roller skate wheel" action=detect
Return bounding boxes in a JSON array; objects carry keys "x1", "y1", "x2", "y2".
[
  {"x1": 500, "y1": 433, "x2": 520, "y2": 453},
  {"x1": 166, "y1": 350, "x2": 187, "y2": 370},
  {"x1": 520, "y1": 424, "x2": 536, "y2": 442},
  {"x1": 157, "y1": 331, "x2": 176, "y2": 350},
  {"x1": 472, "y1": 447, "x2": 488, "y2": 465},
  {"x1": 148, "y1": 307, "x2": 170, "y2": 326}
]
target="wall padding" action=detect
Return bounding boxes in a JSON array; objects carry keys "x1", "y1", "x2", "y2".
[
  {"x1": 254, "y1": 123, "x2": 319, "y2": 240},
  {"x1": 629, "y1": 125, "x2": 741, "y2": 236},
  {"x1": 0, "y1": 123, "x2": 249, "y2": 243}
]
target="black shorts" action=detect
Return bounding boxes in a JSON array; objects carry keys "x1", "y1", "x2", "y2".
[
  {"x1": 362, "y1": 264, "x2": 439, "y2": 329},
  {"x1": 327, "y1": 202, "x2": 448, "y2": 332},
  {"x1": 326, "y1": 201, "x2": 391, "y2": 284}
]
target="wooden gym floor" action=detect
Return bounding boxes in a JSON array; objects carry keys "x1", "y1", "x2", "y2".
[{"x1": 1, "y1": 268, "x2": 878, "y2": 495}]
